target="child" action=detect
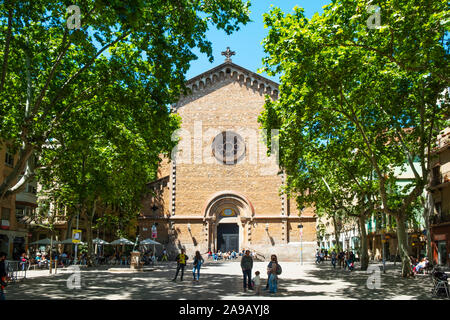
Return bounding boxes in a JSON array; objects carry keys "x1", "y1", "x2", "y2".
[{"x1": 252, "y1": 271, "x2": 261, "y2": 295}]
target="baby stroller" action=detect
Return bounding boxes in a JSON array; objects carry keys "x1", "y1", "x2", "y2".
[{"x1": 431, "y1": 267, "x2": 449, "y2": 298}]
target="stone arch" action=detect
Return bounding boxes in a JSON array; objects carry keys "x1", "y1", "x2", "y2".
[
  {"x1": 202, "y1": 191, "x2": 255, "y2": 252},
  {"x1": 202, "y1": 190, "x2": 255, "y2": 223},
  {"x1": 259, "y1": 83, "x2": 265, "y2": 94}
]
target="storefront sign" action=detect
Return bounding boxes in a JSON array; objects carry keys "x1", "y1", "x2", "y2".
[{"x1": 434, "y1": 234, "x2": 446, "y2": 241}]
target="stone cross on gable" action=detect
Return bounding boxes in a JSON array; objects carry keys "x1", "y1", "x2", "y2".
[{"x1": 221, "y1": 47, "x2": 236, "y2": 62}]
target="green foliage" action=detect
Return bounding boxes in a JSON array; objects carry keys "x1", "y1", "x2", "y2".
[
  {"x1": 0, "y1": 0, "x2": 251, "y2": 249},
  {"x1": 260, "y1": 0, "x2": 448, "y2": 217},
  {"x1": 260, "y1": 0, "x2": 448, "y2": 276},
  {"x1": 0, "y1": 0, "x2": 251, "y2": 196}
]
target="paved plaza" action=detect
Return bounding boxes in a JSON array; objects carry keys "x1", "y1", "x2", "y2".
[{"x1": 4, "y1": 260, "x2": 448, "y2": 300}]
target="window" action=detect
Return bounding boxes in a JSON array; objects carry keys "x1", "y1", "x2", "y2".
[
  {"x1": 212, "y1": 131, "x2": 245, "y2": 165},
  {"x1": 5, "y1": 151, "x2": 13, "y2": 167},
  {"x1": 221, "y1": 208, "x2": 236, "y2": 217},
  {"x1": 27, "y1": 184, "x2": 37, "y2": 194},
  {"x1": 1, "y1": 208, "x2": 11, "y2": 220},
  {"x1": 16, "y1": 206, "x2": 26, "y2": 219},
  {"x1": 432, "y1": 166, "x2": 441, "y2": 186},
  {"x1": 435, "y1": 202, "x2": 442, "y2": 216}
]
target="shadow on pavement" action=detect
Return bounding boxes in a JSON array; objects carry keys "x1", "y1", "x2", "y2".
[{"x1": 5, "y1": 262, "x2": 447, "y2": 300}]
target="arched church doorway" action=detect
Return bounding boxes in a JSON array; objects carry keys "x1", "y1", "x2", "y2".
[
  {"x1": 217, "y1": 223, "x2": 239, "y2": 252},
  {"x1": 203, "y1": 190, "x2": 255, "y2": 253}
]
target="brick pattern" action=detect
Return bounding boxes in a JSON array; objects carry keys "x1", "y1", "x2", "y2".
[{"x1": 139, "y1": 64, "x2": 317, "y2": 260}]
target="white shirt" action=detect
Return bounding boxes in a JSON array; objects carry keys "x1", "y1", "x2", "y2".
[{"x1": 252, "y1": 275, "x2": 261, "y2": 286}]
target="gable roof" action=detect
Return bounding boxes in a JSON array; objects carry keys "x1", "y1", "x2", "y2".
[{"x1": 181, "y1": 60, "x2": 279, "y2": 101}]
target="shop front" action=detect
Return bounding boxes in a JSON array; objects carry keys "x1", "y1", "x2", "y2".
[{"x1": 431, "y1": 223, "x2": 450, "y2": 267}]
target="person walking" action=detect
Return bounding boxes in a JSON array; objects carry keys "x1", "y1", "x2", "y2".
[
  {"x1": 192, "y1": 251, "x2": 204, "y2": 282},
  {"x1": 315, "y1": 249, "x2": 321, "y2": 264},
  {"x1": 240, "y1": 249, "x2": 253, "y2": 292},
  {"x1": 343, "y1": 251, "x2": 349, "y2": 270},
  {"x1": 338, "y1": 251, "x2": 344, "y2": 269},
  {"x1": 267, "y1": 254, "x2": 279, "y2": 294},
  {"x1": 19, "y1": 252, "x2": 28, "y2": 271},
  {"x1": 347, "y1": 251, "x2": 355, "y2": 271},
  {"x1": 0, "y1": 252, "x2": 8, "y2": 300},
  {"x1": 172, "y1": 249, "x2": 188, "y2": 282},
  {"x1": 331, "y1": 250, "x2": 337, "y2": 269},
  {"x1": 161, "y1": 248, "x2": 168, "y2": 262}
]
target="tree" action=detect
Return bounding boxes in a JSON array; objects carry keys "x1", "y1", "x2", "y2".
[
  {"x1": 260, "y1": 0, "x2": 449, "y2": 277},
  {"x1": 36, "y1": 92, "x2": 180, "y2": 263},
  {"x1": 261, "y1": 102, "x2": 378, "y2": 270},
  {"x1": 0, "y1": 0, "x2": 251, "y2": 201}
]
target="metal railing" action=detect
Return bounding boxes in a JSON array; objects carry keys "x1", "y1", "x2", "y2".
[{"x1": 5, "y1": 261, "x2": 27, "y2": 283}]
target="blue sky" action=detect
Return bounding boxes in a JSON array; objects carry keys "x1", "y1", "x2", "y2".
[{"x1": 186, "y1": 0, "x2": 331, "y2": 83}]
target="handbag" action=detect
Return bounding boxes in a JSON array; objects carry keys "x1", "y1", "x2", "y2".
[
  {"x1": 1, "y1": 276, "x2": 7, "y2": 288},
  {"x1": 276, "y1": 264, "x2": 282, "y2": 275}
]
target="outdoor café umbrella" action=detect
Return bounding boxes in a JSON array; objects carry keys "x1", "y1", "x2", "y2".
[
  {"x1": 92, "y1": 238, "x2": 109, "y2": 245},
  {"x1": 139, "y1": 238, "x2": 162, "y2": 263},
  {"x1": 109, "y1": 238, "x2": 134, "y2": 245},
  {"x1": 30, "y1": 238, "x2": 61, "y2": 245},
  {"x1": 139, "y1": 239, "x2": 161, "y2": 245},
  {"x1": 60, "y1": 238, "x2": 85, "y2": 245},
  {"x1": 109, "y1": 238, "x2": 134, "y2": 260},
  {"x1": 92, "y1": 238, "x2": 109, "y2": 256}
]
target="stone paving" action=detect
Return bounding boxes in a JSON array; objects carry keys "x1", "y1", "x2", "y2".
[{"x1": 4, "y1": 260, "x2": 448, "y2": 300}]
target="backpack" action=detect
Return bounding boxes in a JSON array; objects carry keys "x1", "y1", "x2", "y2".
[{"x1": 276, "y1": 264, "x2": 282, "y2": 275}]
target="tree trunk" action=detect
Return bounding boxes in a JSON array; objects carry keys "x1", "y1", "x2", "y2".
[
  {"x1": 358, "y1": 215, "x2": 369, "y2": 271},
  {"x1": 64, "y1": 215, "x2": 74, "y2": 255},
  {"x1": 424, "y1": 193, "x2": 434, "y2": 264},
  {"x1": 395, "y1": 214, "x2": 414, "y2": 277},
  {"x1": 49, "y1": 232, "x2": 53, "y2": 274},
  {"x1": 332, "y1": 213, "x2": 342, "y2": 252},
  {"x1": 85, "y1": 199, "x2": 97, "y2": 266}
]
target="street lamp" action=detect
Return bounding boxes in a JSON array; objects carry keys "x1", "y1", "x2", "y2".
[
  {"x1": 298, "y1": 224, "x2": 304, "y2": 265},
  {"x1": 187, "y1": 222, "x2": 191, "y2": 232},
  {"x1": 265, "y1": 223, "x2": 269, "y2": 231}
]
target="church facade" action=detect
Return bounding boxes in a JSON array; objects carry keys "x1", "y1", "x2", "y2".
[{"x1": 138, "y1": 52, "x2": 317, "y2": 261}]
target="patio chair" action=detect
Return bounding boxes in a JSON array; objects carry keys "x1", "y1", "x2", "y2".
[{"x1": 432, "y1": 269, "x2": 449, "y2": 298}]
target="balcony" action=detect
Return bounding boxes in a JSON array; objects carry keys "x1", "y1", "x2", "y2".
[
  {"x1": 431, "y1": 212, "x2": 450, "y2": 226},
  {"x1": 432, "y1": 132, "x2": 450, "y2": 154},
  {"x1": 430, "y1": 171, "x2": 450, "y2": 189}
]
